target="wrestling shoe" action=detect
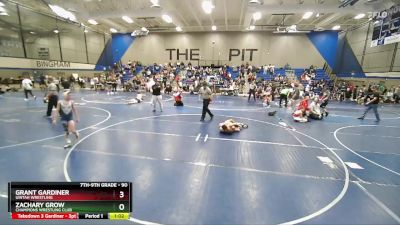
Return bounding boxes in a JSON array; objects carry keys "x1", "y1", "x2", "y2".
[{"x1": 64, "y1": 139, "x2": 72, "y2": 149}]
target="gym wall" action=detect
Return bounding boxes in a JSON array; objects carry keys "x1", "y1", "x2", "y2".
[
  {"x1": 346, "y1": 22, "x2": 400, "y2": 73},
  {"x1": 122, "y1": 32, "x2": 325, "y2": 68},
  {"x1": 0, "y1": 2, "x2": 109, "y2": 64}
]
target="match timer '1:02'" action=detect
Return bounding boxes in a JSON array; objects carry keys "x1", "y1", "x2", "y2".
[{"x1": 8, "y1": 182, "x2": 132, "y2": 220}]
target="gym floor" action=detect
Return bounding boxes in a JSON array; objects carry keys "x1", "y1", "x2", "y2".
[{"x1": 0, "y1": 91, "x2": 399, "y2": 225}]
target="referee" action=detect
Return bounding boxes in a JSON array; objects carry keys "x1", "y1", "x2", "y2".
[
  {"x1": 45, "y1": 77, "x2": 58, "y2": 118},
  {"x1": 199, "y1": 81, "x2": 214, "y2": 122}
]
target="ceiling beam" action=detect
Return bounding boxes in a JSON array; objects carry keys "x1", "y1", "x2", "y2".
[
  {"x1": 315, "y1": 13, "x2": 343, "y2": 28},
  {"x1": 173, "y1": 11, "x2": 190, "y2": 27},
  {"x1": 184, "y1": 0, "x2": 204, "y2": 30},
  {"x1": 223, "y1": 0, "x2": 228, "y2": 31},
  {"x1": 101, "y1": 19, "x2": 130, "y2": 33},
  {"x1": 248, "y1": 3, "x2": 387, "y2": 14},
  {"x1": 243, "y1": 10, "x2": 252, "y2": 29},
  {"x1": 238, "y1": 0, "x2": 246, "y2": 26},
  {"x1": 83, "y1": 8, "x2": 162, "y2": 20},
  {"x1": 265, "y1": 14, "x2": 275, "y2": 25},
  {"x1": 209, "y1": 14, "x2": 215, "y2": 29},
  {"x1": 161, "y1": 0, "x2": 190, "y2": 27},
  {"x1": 163, "y1": 10, "x2": 186, "y2": 28}
]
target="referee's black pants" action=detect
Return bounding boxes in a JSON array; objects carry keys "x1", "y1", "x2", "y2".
[
  {"x1": 201, "y1": 99, "x2": 213, "y2": 120},
  {"x1": 47, "y1": 95, "x2": 58, "y2": 117}
]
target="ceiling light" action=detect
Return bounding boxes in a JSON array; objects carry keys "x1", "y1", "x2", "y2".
[
  {"x1": 0, "y1": 6, "x2": 5, "y2": 12},
  {"x1": 202, "y1": 0, "x2": 215, "y2": 14},
  {"x1": 285, "y1": 25, "x2": 297, "y2": 32},
  {"x1": 87, "y1": 19, "x2": 98, "y2": 25},
  {"x1": 49, "y1": 5, "x2": 76, "y2": 21},
  {"x1": 316, "y1": 13, "x2": 320, "y2": 17},
  {"x1": 249, "y1": 0, "x2": 261, "y2": 4},
  {"x1": 211, "y1": 25, "x2": 217, "y2": 31},
  {"x1": 0, "y1": 12, "x2": 8, "y2": 16},
  {"x1": 252, "y1": 12, "x2": 262, "y2": 21},
  {"x1": 302, "y1": 12, "x2": 313, "y2": 19},
  {"x1": 176, "y1": 26, "x2": 182, "y2": 32},
  {"x1": 110, "y1": 28, "x2": 117, "y2": 33},
  {"x1": 354, "y1": 13, "x2": 365, "y2": 19},
  {"x1": 332, "y1": 25, "x2": 340, "y2": 30},
  {"x1": 84, "y1": 29, "x2": 88, "y2": 33},
  {"x1": 162, "y1": 14, "x2": 172, "y2": 23},
  {"x1": 249, "y1": 25, "x2": 255, "y2": 30},
  {"x1": 53, "y1": 29, "x2": 59, "y2": 34},
  {"x1": 0, "y1": 2, "x2": 4, "y2": 7},
  {"x1": 150, "y1": 0, "x2": 161, "y2": 8},
  {"x1": 29, "y1": 31, "x2": 36, "y2": 34},
  {"x1": 122, "y1": 16, "x2": 133, "y2": 23}
]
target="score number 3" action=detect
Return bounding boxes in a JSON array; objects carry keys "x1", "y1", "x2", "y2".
[{"x1": 119, "y1": 191, "x2": 126, "y2": 211}]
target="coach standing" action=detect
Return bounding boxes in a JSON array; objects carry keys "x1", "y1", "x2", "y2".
[
  {"x1": 358, "y1": 86, "x2": 380, "y2": 122},
  {"x1": 199, "y1": 81, "x2": 214, "y2": 122}
]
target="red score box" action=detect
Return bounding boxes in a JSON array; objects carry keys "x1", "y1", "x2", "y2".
[{"x1": 12, "y1": 212, "x2": 78, "y2": 220}]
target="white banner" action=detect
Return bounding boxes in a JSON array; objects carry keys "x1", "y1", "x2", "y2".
[
  {"x1": 371, "y1": 34, "x2": 400, "y2": 47},
  {"x1": 371, "y1": 4, "x2": 400, "y2": 47},
  {"x1": 0, "y1": 57, "x2": 96, "y2": 70},
  {"x1": 365, "y1": 72, "x2": 400, "y2": 78}
]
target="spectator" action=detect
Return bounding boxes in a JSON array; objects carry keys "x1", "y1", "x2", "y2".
[{"x1": 22, "y1": 76, "x2": 36, "y2": 101}]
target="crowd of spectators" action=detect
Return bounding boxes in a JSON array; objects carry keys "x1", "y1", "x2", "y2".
[
  {"x1": 332, "y1": 81, "x2": 400, "y2": 104},
  {"x1": 1, "y1": 61, "x2": 399, "y2": 109},
  {"x1": 78, "y1": 61, "x2": 400, "y2": 108}
]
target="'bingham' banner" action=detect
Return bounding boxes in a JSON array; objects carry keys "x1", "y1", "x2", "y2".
[
  {"x1": 0, "y1": 57, "x2": 95, "y2": 70},
  {"x1": 36, "y1": 60, "x2": 71, "y2": 68}
]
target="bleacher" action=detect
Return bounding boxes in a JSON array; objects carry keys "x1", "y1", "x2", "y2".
[
  {"x1": 119, "y1": 64, "x2": 331, "y2": 85},
  {"x1": 229, "y1": 67, "x2": 330, "y2": 81},
  {"x1": 119, "y1": 65, "x2": 143, "y2": 82},
  {"x1": 335, "y1": 72, "x2": 365, "y2": 78}
]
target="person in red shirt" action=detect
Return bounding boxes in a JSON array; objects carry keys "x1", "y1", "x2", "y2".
[
  {"x1": 297, "y1": 95, "x2": 310, "y2": 111},
  {"x1": 173, "y1": 89, "x2": 184, "y2": 106},
  {"x1": 293, "y1": 94, "x2": 310, "y2": 122}
]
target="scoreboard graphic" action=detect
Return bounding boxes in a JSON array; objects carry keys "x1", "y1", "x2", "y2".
[
  {"x1": 371, "y1": 4, "x2": 400, "y2": 47},
  {"x1": 8, "y1": 182, "x2": 132, "y2": 220}
]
